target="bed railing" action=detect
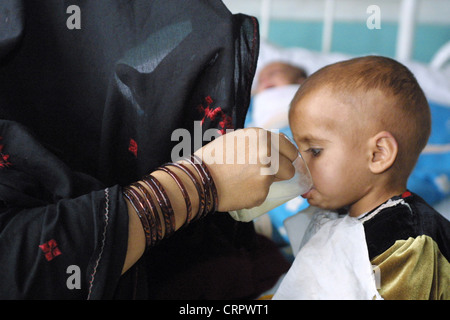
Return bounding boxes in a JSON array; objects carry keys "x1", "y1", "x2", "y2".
[{"x1": 226, "y1": 0, "x2": 448, "y2": 64}]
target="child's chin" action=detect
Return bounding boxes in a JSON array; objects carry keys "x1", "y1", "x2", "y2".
[{"x1": 310, "y1": 199, "x2": 341, "y2": 212}]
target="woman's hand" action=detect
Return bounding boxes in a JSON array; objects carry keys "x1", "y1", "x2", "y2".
[
  {"x1": 122, "y1": 127, "x2": 298, "y2": 273},
  {"x1": 194, "y1": 127, "x2": 299, "y2": 212}
]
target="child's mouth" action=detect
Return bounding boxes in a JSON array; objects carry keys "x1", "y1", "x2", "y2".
[{"x1": 301, "y1": 187, "x2": 314, "y2": 199}]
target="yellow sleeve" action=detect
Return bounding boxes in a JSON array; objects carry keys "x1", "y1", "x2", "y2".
[{"x1": 371, "y1": 235, "x2": 450, "y2": 300}]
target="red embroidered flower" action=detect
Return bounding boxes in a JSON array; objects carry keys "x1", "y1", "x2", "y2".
[
  {"x1": 0, "y1": 153, "x2": 12, "y2": 169},
  {"x1": 219, "y1": 114, "x2": 233, "y2": 128},
  {"x1": 218, "y1": 117, "x2": 233, "y2": 134},
  {"x1": 197, "y1": 96, "x2": 234, "y2": 135},
  {"x1": 201, "y1": 106, "x2": 223, "y2": 125},
  {"x1": 129, "y1": 138, "x2": 138, "y2": 157},
  {"x1": 205, "y1": 96, "x2": 213, "y2": 105},
  {"x1": 39, "y1": 239, "x2": 62, "y2": 261},
  {"x1": 0, "y1": 137, "x2": 11, "y2": 169}
]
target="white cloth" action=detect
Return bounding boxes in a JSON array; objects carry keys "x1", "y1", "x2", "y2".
[
  {"x1": 284, "y1": 206, "x2": 338, "y2": 256},
  {"x1": 274, "y1": 212, "x2": 382, "y2": 300},
  {"x1": 251, "y1": 84, "x2": 300, "y2": 129}
]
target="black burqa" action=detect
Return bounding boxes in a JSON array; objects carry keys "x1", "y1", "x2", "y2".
[{"x1": 0, "y1": 0, "x2": 289, "y2": 299}]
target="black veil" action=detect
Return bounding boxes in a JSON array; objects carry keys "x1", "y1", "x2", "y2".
[{"x1": 0, "y1": 0, "x2": 289, "y2": 299}]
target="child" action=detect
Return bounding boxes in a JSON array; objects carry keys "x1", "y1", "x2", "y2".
[
  {"x1": 247, "y1": 62, "x2": 308, "y2": 130},
  {"x1": 277, "y1": 55, "x2": 450, "y2": 299},
  {"x1": 254, "y1": 61, "x2": 307, "y2": 94},
  {"x1": 248, "y1": 62, "x2": 309, "y2": 243}
]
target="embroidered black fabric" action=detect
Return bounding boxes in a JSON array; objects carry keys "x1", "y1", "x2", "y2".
[{"x1": 0, "y1": 0, "x2": 290, "y2": 299}]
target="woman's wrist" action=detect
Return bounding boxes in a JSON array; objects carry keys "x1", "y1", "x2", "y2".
[{"x1": 123, "y1": 156, "x2": 218, "y2": 252}]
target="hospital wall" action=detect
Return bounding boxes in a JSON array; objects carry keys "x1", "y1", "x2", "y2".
[
  {"x1": 223, "y1": 0, "x2": 450, "y2": 64},
  {"x1": 267, "y1": 20, "x2": 449, "y2": 63}
]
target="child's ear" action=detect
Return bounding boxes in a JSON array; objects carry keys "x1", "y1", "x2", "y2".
[{"x1": 368, "y1": 131, "x2": 398, "y2": 174}]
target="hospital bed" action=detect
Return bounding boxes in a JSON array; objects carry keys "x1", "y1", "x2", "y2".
[{"x1": 223, "y1": 0, "x2": 450, "y2": 249}]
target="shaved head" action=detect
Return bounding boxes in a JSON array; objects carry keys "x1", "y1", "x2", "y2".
[{"x1": 290, "y1": 56, "x2": 430, "y2": 180}]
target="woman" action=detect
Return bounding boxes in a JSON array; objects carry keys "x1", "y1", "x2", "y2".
[{"x1": 0, "y1": 0, "x2": 297, "y2": 299}]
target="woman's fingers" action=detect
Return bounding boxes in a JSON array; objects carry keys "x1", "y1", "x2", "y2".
[
  {"x1": 274, "y1": 154, "x2": 296, "y2": 181},
  {"x1": 195, "y1": 128, "x2": 300, "y2": 212},
  {"x1": 277, "y1": 132, "x2": 299, "y2": 163},
  {"x1": 269, "y1": 131, "x2": 298, "y2": 181}
]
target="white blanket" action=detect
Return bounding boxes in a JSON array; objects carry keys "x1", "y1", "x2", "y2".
[{"x1": 251, "y1": 84, "x2": 300, "y2": 129}]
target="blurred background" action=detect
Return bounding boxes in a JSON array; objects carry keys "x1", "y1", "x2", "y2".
[
  {"x1": 223, "y1": 0, "x2": 449, "y2": 63},
  {"x1": 222, "y1": 0, "x2": 450, "y2": 253}
]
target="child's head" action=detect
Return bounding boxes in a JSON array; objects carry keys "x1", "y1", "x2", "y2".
[
  {"x1": 255, "y1": 61, "x2": 307, "y2": 94},
  {"x1": 289, "y1": 56, "x2": 430, "y2": 216}
]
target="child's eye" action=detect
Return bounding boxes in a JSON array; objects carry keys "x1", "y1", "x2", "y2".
[{"x1": 306, "y1": 148, "x2": 322, "y2": 157}]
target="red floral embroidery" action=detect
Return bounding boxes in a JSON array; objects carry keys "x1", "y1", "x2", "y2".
[
  {"x1": 197, "y1": 96, "x2": 233, "y2": 135},
  {"x1": 202, "y1": 106, "x2": 222, "y2": 124},
  {"x1": 0, "y1": 154, "x2": 11, "y2": 169},
  {"x1": 205, "y1": 96, "x2": 213, "y2": 105},
  {"x1": 218, "y1": 113, "x2": 233, "y2": 135},
  {"x1": 0, "y1": 137, "x2": 12, "y2": 169},
  {"x1": 39, "y1": 239, "x2": 62, "y2": 261},
  {"x1": 129, "y1": 138, "x2": 138, "y2": 157}
]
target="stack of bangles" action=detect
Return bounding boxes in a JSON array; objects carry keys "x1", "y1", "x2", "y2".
[{"x1": 123, "y1": 154, "x2": 218, "y2": 250}]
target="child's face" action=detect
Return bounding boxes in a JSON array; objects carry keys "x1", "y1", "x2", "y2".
[
  {"x1": 289, "y1": 89, "x2": 374, "y2": 213},
  {"x1": 256, "y1": 63, "x2": 298, "y2": 93}
]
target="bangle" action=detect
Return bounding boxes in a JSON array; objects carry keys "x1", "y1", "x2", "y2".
[
  {"x1": 182, "y1": 158, "x2": 210, "y2": 220},
  {"x1": 166, "y1": 162, "x2": 206, "y2": 222},
  {"x1": 142, "y1": 174, "x2": 176, "y2": 238},
  {"x1": 123, "y1": 155, "x2": 219, "y2": 250},
  {"x1": 132, "y1": 182, "x2": 163, "y2": 244},
  {"x1": 123, "y1": 186, "x2": 153, "y2": 248},
  {"x1": 156, "y1": 165, "x2": 193, "y2": 228},
  {"x1": 190, "y1": 154, "x2": 219, "y2": 214}
]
